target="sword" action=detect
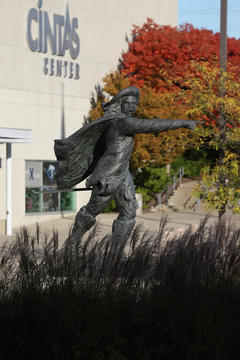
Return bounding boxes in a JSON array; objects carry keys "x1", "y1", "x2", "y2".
[{"x1": 31, "y1": 187, "x2": 93, "y2": 194}]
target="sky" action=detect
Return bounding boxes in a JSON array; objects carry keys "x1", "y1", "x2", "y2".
[{"x1": 178, "y1": 0, "x2": 240, "y2": 39}]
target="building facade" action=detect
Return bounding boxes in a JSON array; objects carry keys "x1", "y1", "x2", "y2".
[{"x1": 0, "y1": 0, "x2": 178, "y2": 234}]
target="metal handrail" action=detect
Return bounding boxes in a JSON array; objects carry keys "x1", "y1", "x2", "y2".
[
  {"x1": 157, "y1": 167, "x2": 184, "y2": 206},
  {"x1": 185, "y1": 183, "x2": 205, "y2": 213}
]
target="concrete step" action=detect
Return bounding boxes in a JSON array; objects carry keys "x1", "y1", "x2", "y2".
[{"x1": 167, "y1": 179, "x2": 205, "y2": 213}]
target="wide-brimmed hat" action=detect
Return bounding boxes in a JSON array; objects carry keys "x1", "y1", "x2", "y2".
[{"x1": 102, "y1": 86, "x2": 140, "y2": 111}]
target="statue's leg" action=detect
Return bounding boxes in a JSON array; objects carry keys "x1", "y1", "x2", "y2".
[
  {"x1": 112, "y1": 172, "x2": 138, "y2": 243},
  {"x1": 70, "y1": 206, "x2": 96, "y2": 239},
  {"x1": 68, "y1": 184, "x2": 113, "y2": 246}
]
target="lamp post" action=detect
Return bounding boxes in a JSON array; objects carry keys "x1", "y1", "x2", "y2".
[
  {"x1": 220, "y1": 0, "x2": 227, "y2": 75},
  {"x1": 219, "y1": 0, "x2": 228, "y2": 110},
  {"x1": 218, "y1": 0, "x2": 228, "y2": 218}
]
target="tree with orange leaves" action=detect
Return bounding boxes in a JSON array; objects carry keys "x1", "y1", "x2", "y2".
[
  {"x1": 88, "y1": 21, "x2": 240, "y2": 170},
  {"x1": 87, "y1": 21, "x2": 240, "y2": 213},
  {"x1": 121, "y1": 19, "x2": 240, "y2": 91}
]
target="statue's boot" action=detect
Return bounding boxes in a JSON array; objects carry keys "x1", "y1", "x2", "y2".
[
  {"x1": 63, "y1": 206, "x2": 96, "y2": 255},
  {"x1": 109, "y1": 218, "x2": 135, "y2": 259}
]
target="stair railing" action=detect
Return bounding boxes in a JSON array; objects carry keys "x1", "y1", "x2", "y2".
[
  {"x1": 187, "y1": 198, "x2": 202, "y2": 213},
  {"x1": 186, "y1": 183, "x2": 206, "y2": 213},
  {"x1": 157, "y1": 167, "x2": 184, "y2": 206}
]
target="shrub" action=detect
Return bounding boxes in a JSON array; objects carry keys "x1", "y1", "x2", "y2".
[
  {"x1": 171, "y1": 149, "x2": 208, "y2": 177},
  {"x1": 134, "y1": 166, "x2": 170, "y2": 208}
]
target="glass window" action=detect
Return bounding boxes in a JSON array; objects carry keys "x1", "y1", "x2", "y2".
[
  {"x1": 61, "y1": 191, "x2": 76, "y2": 211},
  {"x1": 25, "y1": 160, "x2": 75, "y2": 213},
  {"x1": 43, "y1": 162, "x2": 58, "y2": 187},
  {"x1": 25, "y1": 188, "x2": 42, "y2": 213},
  {"x1": 25, "y1": 161, "x2": 43, "y2": 188},
  {"x1": 43, "y1": 190, "x2": 60, "y2": 212}
]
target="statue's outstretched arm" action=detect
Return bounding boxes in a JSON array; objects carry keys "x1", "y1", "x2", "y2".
[{"x1": 118, "y1": 117, "x2": 199, "y2": 135}]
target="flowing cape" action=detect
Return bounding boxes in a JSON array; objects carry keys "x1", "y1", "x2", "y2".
[{"x1": 54, "y1": 115, "x2": 115, "y2": 189}]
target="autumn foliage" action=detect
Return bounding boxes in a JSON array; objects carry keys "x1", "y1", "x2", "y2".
[
  {"x1": 89, "y1": 20, "x2": 240, "y2": 169},
  {"x1": 121, "y1": 20, "x2": 240, "y2": 91},
  {"x1": 88, "y1": 20, "x2": 240, "y2": 212}
]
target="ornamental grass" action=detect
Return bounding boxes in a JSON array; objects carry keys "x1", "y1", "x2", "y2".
[{"x1": 1, "y1": 216, "x2": 240, "y2": 359}]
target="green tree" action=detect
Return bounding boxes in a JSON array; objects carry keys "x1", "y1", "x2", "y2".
[{"x1": 180, "y1": 62, "x2": 240, "y2": 215}]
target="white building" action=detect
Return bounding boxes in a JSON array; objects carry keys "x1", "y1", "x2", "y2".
[{"x1": 0, "y1": 0, "x2": 178, "y2": 234}]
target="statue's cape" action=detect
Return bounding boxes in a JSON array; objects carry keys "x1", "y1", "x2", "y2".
[{"x1": 54, "y1": 115, "x2": 118, "y2": 189}]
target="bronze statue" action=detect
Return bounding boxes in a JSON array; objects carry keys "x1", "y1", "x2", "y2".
[{"x1": 54, "y1": 86, "x2": 198, "y2": 246}]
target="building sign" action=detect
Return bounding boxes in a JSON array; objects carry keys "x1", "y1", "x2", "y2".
[{"x1": 26, "y1": 0, "x2": 80, "y2": 79}]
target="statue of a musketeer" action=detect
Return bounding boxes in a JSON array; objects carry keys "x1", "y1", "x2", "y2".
[{"x1": 54, "y1": 86, "x2": 198, "y2": 246}]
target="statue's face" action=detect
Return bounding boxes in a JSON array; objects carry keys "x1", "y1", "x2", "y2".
[{"x1": 121, "y1": 96, "x2": 137, "y2": 116}]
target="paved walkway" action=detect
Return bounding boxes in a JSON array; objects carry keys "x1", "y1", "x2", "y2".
[{"x1": 0, "y1": 209, "x2": 222, "y2": 247}]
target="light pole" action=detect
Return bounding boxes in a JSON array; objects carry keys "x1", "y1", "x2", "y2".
[
  {"x1": 218, "y1": 0, "x2": 228, "y2": 218},
  {"x1": 219, "y1": 0, "x2": 228, "y2": 115},
  {"x1": 220, "y1": 0, "x2": 227, "y2": 75}
]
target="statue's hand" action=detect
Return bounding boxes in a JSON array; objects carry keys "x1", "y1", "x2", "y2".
[{"x1": 186, "y1": 120, "x2": 202, "y2": 130}]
